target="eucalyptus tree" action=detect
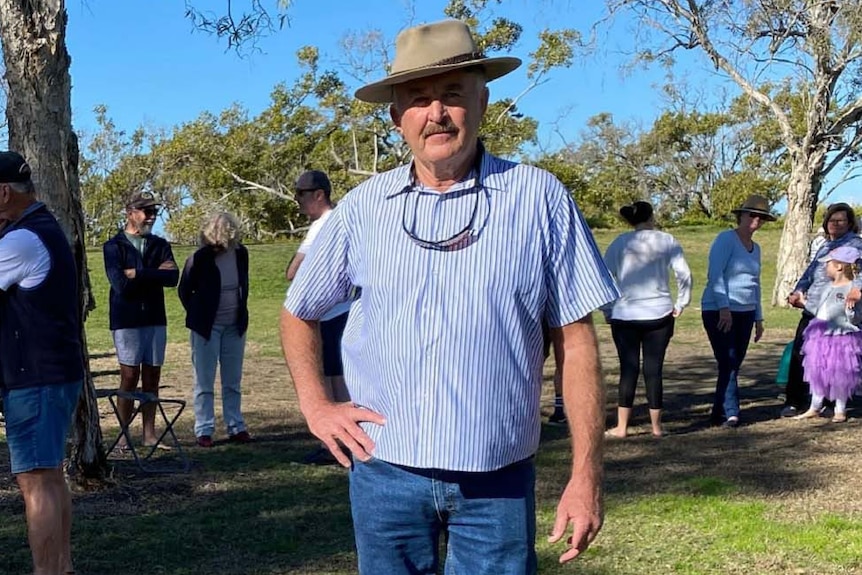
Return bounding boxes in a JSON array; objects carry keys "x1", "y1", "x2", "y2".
[
  {"x1": 0, "y1": 0, "x2": 106, "y2": 478},
  {"x1": 605, "y1": 0, "x2": 862, "y2": 304}
]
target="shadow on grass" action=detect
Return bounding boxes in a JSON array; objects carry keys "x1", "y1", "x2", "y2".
[
  {"x1": 1, "y1": 338, "x2": 850, "y2": 574},
  {"x1": 67, "y1": 467, "x2": 353, "y2": 575},
  {"x1": 539, "y1": 344, "x2": 847, "y2": 506}
]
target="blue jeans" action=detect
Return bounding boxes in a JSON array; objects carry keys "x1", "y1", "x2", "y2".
[
  {"x1": 191, "y1": 324, "x2": 247, "y2": 437},
  {"x1": 702, "y1": 310, "x2": 756, "y2": 421},
  {"x1": 349, "y1": 457, "x2": 537, "y2": 575}
]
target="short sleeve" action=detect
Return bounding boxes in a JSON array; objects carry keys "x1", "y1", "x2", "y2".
[
  {"x1": 0, "y1": 229, "x2": 49, "y2": 290},
  {"x1": 284, "y1": 206, "x2": 353, "y2": 319},
  {"x1": 544, "y1": 193, "x2": 619, "y2": 326}
]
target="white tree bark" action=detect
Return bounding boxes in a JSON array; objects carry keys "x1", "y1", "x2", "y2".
[
  {"x1": 773, "y1": 152, "x2": 827, "y2": 303},
  {"x1": 0, "y1": 0, "x2": 107, "y2": 478}
]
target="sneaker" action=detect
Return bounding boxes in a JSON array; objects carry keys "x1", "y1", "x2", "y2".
[
  {"x1": 548, "y1": 410, "x2": 567, "y2": 426},
  {"x1": 302, "y1": 446, "x2": 338, "y2": 465},
  {"x1": 196, "y1": 435, "x2": 214, "y2": 448},
  {"x1": 228, "y1": 431, "x2": 253, "y2": 444},
  {"x1": 780, "y1": 406, "x2": 798, "y2": 418},
  {"x1": 722, "y1": 416, "x2": 739, "y2": 428}
]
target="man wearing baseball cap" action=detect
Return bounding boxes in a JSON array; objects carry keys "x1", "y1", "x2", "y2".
[
  {"x1": 0, "y1": 151, "x2": 85, "y2": 574},
  {"x1": 285, "y1": 170, "x2": 353, "y2": 465},
  {"x1": 103, "y1": 190, "x2": 178, "y2": 448},
  {"x1": 281, "y1": 19, "x2": 618, "y2": 572}
]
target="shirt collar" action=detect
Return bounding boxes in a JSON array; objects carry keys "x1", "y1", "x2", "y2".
[{"x1": 384, "y1": 141, "x2": 488, "y2": 199}]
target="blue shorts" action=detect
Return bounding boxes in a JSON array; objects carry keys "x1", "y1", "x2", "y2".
[
  {"x1": 112, "y1": 326, "x2": 167, "y2": 366},
  {"x1": 2, "y1": 380, "x2": 82, "y2": 474}
]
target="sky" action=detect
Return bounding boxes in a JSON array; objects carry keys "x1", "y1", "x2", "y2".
[
  {"x1": 65, "y1": 1, "x2": 677, "y2": 148},
  {"x1": 62, "y1": 0, "x2": 859, "y2": 206}
]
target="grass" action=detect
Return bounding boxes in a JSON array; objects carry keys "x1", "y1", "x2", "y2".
[{"x1": 3, "y1": 224, "x2": 862, "y2": 574}]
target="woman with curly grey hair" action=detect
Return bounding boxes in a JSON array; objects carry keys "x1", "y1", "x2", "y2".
[{"x1": 178, "y1": 212, "x2": 251, "y2": 447}]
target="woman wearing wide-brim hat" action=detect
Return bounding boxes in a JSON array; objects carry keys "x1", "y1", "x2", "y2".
[
  {"x1": 701, "y1": 194, "x2": 775, "y2": 427},
  {"x1": 783, "y1": 202, "x2": 862, "y2": 417}
]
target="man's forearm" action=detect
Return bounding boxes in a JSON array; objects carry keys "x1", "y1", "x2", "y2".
[
  {"x1": 280, "y1": 308, "x2": 328, "y2": 416},
  {"x1": 558, "y1": 317, "x2": 604, "y2": 484}
]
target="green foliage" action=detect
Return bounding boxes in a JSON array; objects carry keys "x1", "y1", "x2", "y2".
[
  {"x1": 80, "y1": 2, "x2": 586, "y2": 244},
  {"x1": 79, "y1": 105, "x2": 162, "y2": 245}
]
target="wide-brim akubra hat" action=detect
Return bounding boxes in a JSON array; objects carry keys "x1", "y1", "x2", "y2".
[
  {"x1": 731, "y1": 194, "x2": 776, "y2": 221},
  {"x1": 354, "y1": 19, "x2": 522, "y2": 104}
]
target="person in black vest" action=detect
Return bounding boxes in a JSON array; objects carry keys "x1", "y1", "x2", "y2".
[
  {"x1": 178, "y1": 212, "x2": 251, "y2": 447},
  {"x1": 103, "y1": 191, "x2": 179, "y2": 447},
  {"x1": 0, "y1": 151, "x2": 84, "y2": 575}
]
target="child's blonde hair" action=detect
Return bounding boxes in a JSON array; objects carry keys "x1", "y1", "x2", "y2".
[{"x1": 832, "y1": 258, "x2": 857, "y2": 281}]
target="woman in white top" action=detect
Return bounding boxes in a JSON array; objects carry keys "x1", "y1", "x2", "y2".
[{"x1": 603, "y1": 201, "x2": 692, "y2": 438}]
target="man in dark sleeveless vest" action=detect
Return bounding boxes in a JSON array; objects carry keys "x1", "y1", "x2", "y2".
[{"x1": 0, "y1": 151, "x2": 84, "y2": 575}]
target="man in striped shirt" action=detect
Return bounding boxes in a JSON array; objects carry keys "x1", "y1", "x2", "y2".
[{"x1": 281, "y1": 19, "x2": 619, "y2": 574}]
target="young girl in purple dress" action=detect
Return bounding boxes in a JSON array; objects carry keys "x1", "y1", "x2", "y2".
[{"x1": 797, "y1": 245, "x2": 862, "y2": 423}]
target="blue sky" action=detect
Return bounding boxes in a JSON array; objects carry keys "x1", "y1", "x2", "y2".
[
  {"x1": 66, "y1": 1, "x2": 676, "y2": 148},
  {"x1": 64, "y1": 0, "x2": 858, "y2": 206}
]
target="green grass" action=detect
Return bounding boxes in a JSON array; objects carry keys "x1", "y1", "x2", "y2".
[
  {"x1": 82, "y1": 223, "x2": 797, "y2": 353},
  {"x1": 84, "y1": 241, "x2": 301, "y2": 356},
  {"x1": 2, "y1": 225, "x2": 861, "y2": 574}
]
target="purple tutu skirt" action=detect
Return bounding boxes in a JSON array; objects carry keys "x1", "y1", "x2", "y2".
[{"x1": 801, "y1": 319, "x2": 862, "y2": 401}]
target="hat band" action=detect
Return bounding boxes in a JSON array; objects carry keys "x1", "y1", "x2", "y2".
[{"x1": 398, "y1": 51, "x2": 485, "y2": 75}]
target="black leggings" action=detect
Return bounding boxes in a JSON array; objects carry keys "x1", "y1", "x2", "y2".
[
  {"x1": 610, "y1": 314, "x2": 675, "y2": 410},
  {"x1": 784, "y1": 312, "x2": 813, "y2": 410}
]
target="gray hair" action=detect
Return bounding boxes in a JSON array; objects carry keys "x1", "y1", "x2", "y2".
[
  {"x1": 200, "y1": 211, "x2": 241, "y2": 250},
  {"x1": 9, "y1": 180, "x2": 35, "y2": 195}
]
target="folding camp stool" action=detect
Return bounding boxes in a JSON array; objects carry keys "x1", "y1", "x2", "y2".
[{"x1": 97, "y1": 388, "x2": 190, "y2": 473}]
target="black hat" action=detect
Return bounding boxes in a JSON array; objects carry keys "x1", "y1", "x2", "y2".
[
  {"x1": 0, "y1": 151, "x2": 32, "y2": 183},
  {"x1": 126, "y1": 191, "x2": 162, "y2": 210},
  {"x1": 295, "y1": 170, "x2": 331, "y2": 194}
]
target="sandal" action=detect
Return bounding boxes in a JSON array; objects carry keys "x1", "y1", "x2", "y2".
[{"x1": 832, "y1": 413, "x2": 848, "y2": 423}]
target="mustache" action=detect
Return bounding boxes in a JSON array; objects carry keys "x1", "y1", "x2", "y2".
[{"x1": 422, "y1": 123, "x2": 457, "y2": 137}]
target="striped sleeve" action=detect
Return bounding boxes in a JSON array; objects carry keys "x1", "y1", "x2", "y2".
[
  {"x1": 544, "y1": 191, "x2": 619, "y2": 327},
  {"x1": 283, "y1": 205, "x2": 353, "y2": 320}
]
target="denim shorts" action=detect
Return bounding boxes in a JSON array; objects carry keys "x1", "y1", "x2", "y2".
[
  {"x1": 112, "y1": 326, "x2": 167, "y2": 366},
  {"x1": 2, "y1": 380, "x2": 82, "y2": 474}
]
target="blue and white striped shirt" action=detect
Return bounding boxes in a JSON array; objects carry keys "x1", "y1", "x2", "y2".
[{"x1": 284, "y1": 148, "x2": 619, "y2": 471}]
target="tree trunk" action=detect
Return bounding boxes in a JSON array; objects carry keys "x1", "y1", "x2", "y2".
[
  {"x1": 771, "y1": 151, "x2": 826, "y2": 306},
  {"x1": 0, "y1": 0, "x2": 108, "y2": 480}
]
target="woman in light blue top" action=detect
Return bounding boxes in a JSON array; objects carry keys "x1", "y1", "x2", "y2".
[{"x1": 701, "y1": 195, "x2": 774, "y2": 427}]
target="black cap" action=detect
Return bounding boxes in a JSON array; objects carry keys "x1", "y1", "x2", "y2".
[
  {"x1": 0, "y1": 151, "x2": 32, "y2": 183},
  {"x1": 295, "y1": 170, "x2": 331, "y2": 194},
  {"x1": 126, "y1": 191, "x2": 162, "y2": 210}
]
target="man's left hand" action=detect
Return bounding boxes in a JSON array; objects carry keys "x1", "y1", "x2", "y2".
[
  {"x1": 754, "y1": 320, "x2": 764, "y2": 342},
  {"x1": 123, "y1": 268, "x2": 136, "y2": 279},
  {"x1": 548, "y1": 477, "x2": 603, "y2": 563}
]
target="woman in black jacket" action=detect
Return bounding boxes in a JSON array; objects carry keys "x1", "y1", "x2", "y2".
[{"x1": 178, "y1": 212, "x2": 251, "y2": 447}]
